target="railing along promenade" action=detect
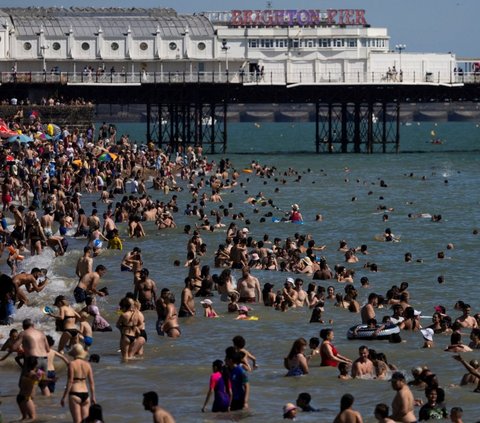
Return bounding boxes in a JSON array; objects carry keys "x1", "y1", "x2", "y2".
[{"x1": 1, "y1": 70, "x2": 477, "y2": 86}]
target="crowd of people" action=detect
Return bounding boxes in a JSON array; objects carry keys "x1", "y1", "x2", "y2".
[{"x1": 0, "y1": 106, "x2": 478, "y2": 423}]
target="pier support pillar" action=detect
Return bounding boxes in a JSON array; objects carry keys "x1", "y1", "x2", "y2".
[{"x1": 149, "y1": 102, "x2": 227, "y2": 154}]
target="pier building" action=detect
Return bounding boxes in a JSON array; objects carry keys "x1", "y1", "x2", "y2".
[{"x1": 0, "y1": 7, "x2": 478, "y2": 153}]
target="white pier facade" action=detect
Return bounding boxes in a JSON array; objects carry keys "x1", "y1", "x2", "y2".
[{"x1": 0, "y1": 7, "x2": 466, "y2": 86}]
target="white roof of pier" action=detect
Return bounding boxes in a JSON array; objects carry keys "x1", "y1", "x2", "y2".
[{"x1": 1, "y1": 7, "x2": 214, "y2": 38}]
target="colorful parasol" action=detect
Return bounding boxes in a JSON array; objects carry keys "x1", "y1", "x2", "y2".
[
  {"x1": 97, "y1": 152, "x2": 118, "y2": 162},
  {"x1": 7, "y1": 134, "x2": 33, "y2": 143}
]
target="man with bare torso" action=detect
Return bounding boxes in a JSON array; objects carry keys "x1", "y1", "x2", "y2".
[
  {"x1": 13, "y1": 268, "x2": 48, "y2": 308},
  {"x1": 178, "y1": 277, "x2": 195, "y2": 317},
  {"x1": 351, "y1": 346, "x2": 375, "y2": 378},
  {"x1": 134, "y1": 268, "x2": 157, "y2": 311},
  {"x1": 143, "y1": 391, "x2": 176, "y2": 423},
  {"x1": 294, "y1": 278, "x2": 307, "y2": 307},
  {"x1": 74, "y1": 265, "x2": 107, "y2": 303},
  {"x1": 455, "y1": 304, "x2": 478, "y2": 329},
  {"x1": 13, "y1": 319, "x2": 50, "y2": 374},
  {"x1": 390, "y1": 372, "x2": 417, "y2": 423},
  {"x1": 87, "y1": 208, "x2": 101, "y2": 233},
  {"x1": 361, "y1": 293, "x2": 378, "y2": 324},
  {"x1": 237, "y1": 266, "x2": 261, "y2": 303},
  {"x1": 40, "y1": 207, "x2": 55, "y2": 238},
  {"x1": 102, "y1": 211, "x2": 117, "y2": 240},
  {"x1": 75, "y1": 246, "x2": 94, "y2": 281}
]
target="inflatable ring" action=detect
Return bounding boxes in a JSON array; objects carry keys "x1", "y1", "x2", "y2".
[{"x1": 347, "y1": 323, "x2": 400, "y2": 340}]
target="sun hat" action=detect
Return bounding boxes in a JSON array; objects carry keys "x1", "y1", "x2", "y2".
[
  {"x1": 283, "y1": 403, "x2": 297, "y2": 414},
  {"x1": 420, "y1": 328, "x2": 434, "y2": 342},
  {"x1": 302, "y1": 257, "x2": 313, "y2": 266},
  {"x1": 238, "y1": 305, "x2": 249, "y2": 313},
  {"x1": 200, "y1": 299, "x2": 213, "y2": 306},
  {"x1": 434, "y1": 305, "x2": 446, "y2": 314},
  {"x1": 285, "y1": 277, "x2": 295, "y2": 285},
  {"x1": 291, "y1": 204, "x2": 299, "y2": 210},
  {"x1": 68, "y1": 344, "x2": 88, "y2": 359},
  {"x1": 242, "y1": 227, "x2": 249, "y2": 233},
  {"x1": 251, "y1": 253, "x2": 260, "y2": 261}
]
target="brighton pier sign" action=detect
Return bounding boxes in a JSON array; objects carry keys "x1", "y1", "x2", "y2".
[{"x1": 230, "y1": 9, "x2": 368, "y2": 27}]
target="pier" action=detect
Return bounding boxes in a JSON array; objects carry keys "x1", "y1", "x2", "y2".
[
  {"x1": 1, "y1": 7, "x2": 480, "y2": 153},
  {"x1": 2, "y1": 73, "x2": 480, "y2": 153}
]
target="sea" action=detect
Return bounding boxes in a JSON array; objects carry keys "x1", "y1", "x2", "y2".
[{"x1": 0, "y1": 120, "x2": 479, "y2": 422}]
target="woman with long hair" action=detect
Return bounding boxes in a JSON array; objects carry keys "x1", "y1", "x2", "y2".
[
  {"x1": 201, "y1": 359, "x2": 231, "y2": 412},
  {"x1": 284, "y1": 338, "x2": 309, "y2": 376}
]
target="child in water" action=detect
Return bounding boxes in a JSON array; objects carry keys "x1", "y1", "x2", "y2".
[
  {"x1": 200, "y1": 299, "x2": 218, "y2": 318},
  {"x1": 236, "y1": 305, "x2": 251, "y2": 320},
  {"x1": 6, "y1": 243, "x2": 25, "y2": 275},
  {"x1": 107, "y1": 228, "x2": 123, "y2": 250},
  {"x1": 232, "y1": 335, "x2": 257, "y2": 371}
]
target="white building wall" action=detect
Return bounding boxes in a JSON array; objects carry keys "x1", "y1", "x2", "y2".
[
  {"x1": 74, "y1": 39, "x2": 96, "y2": 60},
  {"x1": 0, "y1": 29, "x2": 6, "y2": 59},
  {"x1": 370, "y1": 52, "x2": 455, "y2": 83}
]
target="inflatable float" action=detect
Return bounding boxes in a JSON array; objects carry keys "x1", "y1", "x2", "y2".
[
  {"x1": 242, "y1": 169, "x2": 253, "y2": 174},
  {"x1": 347, "y1": 323, "x2": 400, "y2": 340},
  {"x1": 272, "y1": 217, "x2": 304, "y2": 224}
]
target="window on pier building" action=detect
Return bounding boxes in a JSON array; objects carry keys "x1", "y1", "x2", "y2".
[
  {"x1": 260, "y1": 39, "x2": 273, "y2": 48},
  {"x1": 319, "y1": 39, "x2": 331, "y2": 48},
  {"x1": 276, "y1": 39, "x2": 287, "y2": 48},
  {"x1": 248, "y1": 39, "x2": 258, "y2": 48},
  {"x1": 347, "y1": 39, "x2": 357, "y2": 48}
]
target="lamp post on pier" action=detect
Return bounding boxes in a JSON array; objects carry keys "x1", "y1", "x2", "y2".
[
  {"x1": 221, "y1": 39, "x2": 230, "y2": 81},
  {"x1": 395, "y1": 44, "x2": 406, "y2": 72}
]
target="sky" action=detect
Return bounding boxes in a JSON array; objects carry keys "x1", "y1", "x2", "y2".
[{"x1": 2, "y1": 0, "x2": 479, "y2": 57}]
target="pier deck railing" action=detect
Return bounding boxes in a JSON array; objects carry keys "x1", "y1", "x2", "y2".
[{"x1": 1, "y1": 70, "x2": 478, "y2": 86}]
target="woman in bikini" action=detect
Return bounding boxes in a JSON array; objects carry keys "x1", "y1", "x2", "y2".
[
  {"x1": 61, "y1": 344, "x2": 96, "y2": 423},
  {"x1": 116, "y1": 297, "x2": 145, "y2": 360},
  {"x1": 161, "y1": 293, "x2": 181, "y2": 338},
  {"x1": 49, "y1": 295, "x2": 81, "y2": 353},
  {"x1": 27, "y1": 218, "x2": 47, "y2": 256}
]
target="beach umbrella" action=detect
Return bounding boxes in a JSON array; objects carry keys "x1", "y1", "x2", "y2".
[
  {"x1": 72, "y1": 159, "x2": 83, "y2": 167},
  {"x1": 6, "y1": 155, "x2": 15, "y2": 162},
  {"x1": 0, "y1": 119, "x2": 19, "y2": 138},
  {"x1": 7, "y1": 134, "x2": 33, "y2": 143},
  {"x1": 97, "y1": 152, "x2": 118, "y2": 162},
  {"x1": 43, "y1": 123, "x2": 61, "y2": 136},
  {"x1": 35, "y1": 132, "x2": 53, "y2": 141}
]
